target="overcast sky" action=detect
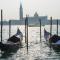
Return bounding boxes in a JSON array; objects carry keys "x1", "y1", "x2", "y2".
[{"x1": 0, "y1": 0, "x2": 60, "y2": 20}]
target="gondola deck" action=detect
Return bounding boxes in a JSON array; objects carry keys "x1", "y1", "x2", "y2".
[
  {"x1": 0, "y1": 28, "x2": 23, "y2": 52},
  {"x1": 44, "y1": 28, "x2": 60, "y2": 51}
]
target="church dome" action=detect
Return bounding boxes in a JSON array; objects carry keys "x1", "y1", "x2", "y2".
[{"x1": 34, "y1": 12, "x2": 39, "y2": 17}]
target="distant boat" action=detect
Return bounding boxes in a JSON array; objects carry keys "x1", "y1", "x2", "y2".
[
  {"x1": 44, "y1": 28, "x2": 60, "y2": 51},
  {"x1": 0, "y1": 28, "x2": 23, "y2": 52}
]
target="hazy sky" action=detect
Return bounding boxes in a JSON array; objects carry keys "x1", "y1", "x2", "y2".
[{"x1": 0, "y1": 0, "x2": 60, "y2": 20}]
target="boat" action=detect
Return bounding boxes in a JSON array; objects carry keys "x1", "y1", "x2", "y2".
[
  {"x1": 44, "y1": 28, "x2": 51, "y2": 41},
  {"x1": 44, "y1": 28, "x2": 60, "y2": 51},
  {"x1": 49, "y1": 35, "x2": 60, "y2": 51},
  {"x1": 0, "y1": 28, "x2": 23, "y2": 52}
]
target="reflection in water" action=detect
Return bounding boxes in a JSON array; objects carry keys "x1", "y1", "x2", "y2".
[
  {"x1": 0, "y1": 47, "x2": 19, "y2": 58},
  {"x1": 0, "y1": 25, "x2": 60, "y2": 60}
]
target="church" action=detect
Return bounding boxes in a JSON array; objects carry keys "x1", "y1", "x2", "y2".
[
  {"x1": 10, "y1": 2, "x2": 49, "y2": 26},
  {"x1": 10, "y1": 2, "x2": 60, "y2": 26},
  {"x1": 1, "y1": 2, "x2": 60, "y2": 25}
]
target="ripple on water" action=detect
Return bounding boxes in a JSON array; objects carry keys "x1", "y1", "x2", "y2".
[{"x1": 0, "y1": 25, "x2": 60, "y2": 60}]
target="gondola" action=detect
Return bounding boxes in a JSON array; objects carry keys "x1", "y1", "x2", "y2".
[
  {"x1": 0, "y1": 28, "x2": 23, "y2": 52},
  {"x1": 44, "y1": 28, "x2": 60, "y2": 51}
]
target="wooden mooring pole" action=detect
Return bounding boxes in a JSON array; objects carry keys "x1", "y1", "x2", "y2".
[
  {"x1": 26, "y1": 17, "x2": 28, "y2": 53},
  {"x1": 39, "y1": 19, "x2": 41, "y2": 43},
  {"x1": 50, "y1": 17, "x2": 52, "y2": 37},
  {"x1": 25, "y1": 17, "x2": 27, "y2": 43},
  {"x1": 1, "y1": 9, "x2": 3, "y2": 43},
  {"x1": 39, "y1": 19, "x2": 43, "y2": 53},
  {"x1": 25, "y1": 16, "x2": 28, "y2": 53},
  {"x1": 49, "y1": 17, "x2": 52, "y2": 50},
  {"x1": 9, "y1": 20, "x2": 11, "y2": 38},
  {"x1": 57, "y1": 19, "x2": 58, "y2": 36}
]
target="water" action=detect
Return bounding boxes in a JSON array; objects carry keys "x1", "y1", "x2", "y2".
[{"x1": 0, "y1": 25, "x2": 60, "y2": 60}]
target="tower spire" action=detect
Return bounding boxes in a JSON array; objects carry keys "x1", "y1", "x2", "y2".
[{"x1": 20, "y1": 1, "x2": 23, "y2": 20}]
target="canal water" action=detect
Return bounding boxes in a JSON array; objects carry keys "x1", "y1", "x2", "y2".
[{"x1": 0, "y1": 25, "x2": 60, "y2": 60}]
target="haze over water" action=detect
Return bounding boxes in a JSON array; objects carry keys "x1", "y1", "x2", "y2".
[{"x1": 0, "y1": 0, "x2": 60, "y2": 19}]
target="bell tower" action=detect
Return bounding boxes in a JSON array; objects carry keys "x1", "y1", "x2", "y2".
[{"x1": 20, "y1": 2, "x2": 23, "y2": 19}]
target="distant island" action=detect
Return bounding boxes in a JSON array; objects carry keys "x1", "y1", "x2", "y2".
[{"x1": 0, "y1": 16, "x2": 60, "y2": 26}]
